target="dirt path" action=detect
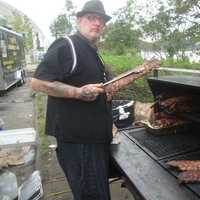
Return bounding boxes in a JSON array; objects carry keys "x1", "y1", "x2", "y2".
[{"x1": 0, "y1": 80, "x2": 34, "y2": 129}]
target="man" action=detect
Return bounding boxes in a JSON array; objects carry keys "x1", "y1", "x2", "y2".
[{"x1": 31, "y1": 0, "x2": 113, "y2": 199}]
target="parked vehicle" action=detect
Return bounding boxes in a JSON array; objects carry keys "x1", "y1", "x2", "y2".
[{"x1": 0, "y1": 26, "x2": 26, "y2": 92}]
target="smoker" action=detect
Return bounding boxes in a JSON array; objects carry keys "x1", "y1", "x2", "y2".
[{"x1": 118, "y1": 68, "x2": 200, "y2": 198}]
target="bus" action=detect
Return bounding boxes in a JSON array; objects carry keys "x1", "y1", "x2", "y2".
[{"x1": 0, "y1": 26, "x2": 26, "y2": 92}]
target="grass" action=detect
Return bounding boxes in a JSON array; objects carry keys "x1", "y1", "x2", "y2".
[
  {"x1": 101, "y1": 53, "x2": 144, "y2": 74},
  {"x1": 35, "y1": 93, "x2": 49, "y2": 154}
]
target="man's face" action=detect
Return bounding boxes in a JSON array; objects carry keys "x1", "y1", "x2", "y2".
[{"x1": 77, "y1": 13, "x2": 106, "y2": 42}]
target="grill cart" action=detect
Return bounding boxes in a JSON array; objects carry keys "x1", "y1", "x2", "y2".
[{"x1": 111, "y1": 67, "x2": 200, "y2": 200}]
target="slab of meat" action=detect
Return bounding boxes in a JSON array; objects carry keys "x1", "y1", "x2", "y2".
[
  {"x1": 166, "y1": 160, "x2": 200, "y2": 171},
  {"x1": 103, "y1": 59, "x2": 160, "y2": 93},
  {"x1": 141, "y1": 113, "x2": 187, "y2": 130},
  {"x1": 152, "y1": 116, "x2": 186, "y2": 129},
  {"x1": 159, "y1": 95, "x2": 200, "y2": 113},
  {"x1": 178, "y1": 170, "x2": 200, "y2": 183}
]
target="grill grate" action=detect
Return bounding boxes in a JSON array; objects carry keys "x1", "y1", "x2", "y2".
[
  {"x1": 124, "y1": 128, "x2": 200, "y2": 160},
  {"x1": 160, "y1": 151, "x2": 200, "y2": 198}
]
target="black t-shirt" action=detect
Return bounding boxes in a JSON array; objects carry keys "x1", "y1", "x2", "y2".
[{"x1": 34, "y1": 34, "x2": 113, "y2": 143}]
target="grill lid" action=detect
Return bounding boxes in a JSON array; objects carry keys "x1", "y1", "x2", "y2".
[{"x1": 148, "y1": 76, "x2": 200, "y2": 98}]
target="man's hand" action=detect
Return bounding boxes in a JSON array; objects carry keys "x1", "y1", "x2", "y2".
[{"x1": 78, "y1": 83, "x2": 104, "y2": 101}]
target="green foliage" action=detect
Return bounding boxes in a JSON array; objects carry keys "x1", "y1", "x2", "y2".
[
  {"x1": 103, "y1": 23, "x2": 140, "y2": 53},
  {"x1": 171, "y1": 0, "x2": 200, "y2": 41},
  {"x1": 101, "y1": 52, "x2": 143, "y2": 74},
  {"x1": 65, "y1": 0, "x2": 75, "y2": 16},
  {"x1": 102, "y1": 0, "x2": 140, "y2": 54},
  {"x1": 50, "y1": 0, "x2": 75, "y2": 39},
  {"x1": 140, "y1": 0, "x2": 200, "y2": 59},
  {"x1": 36, "y1": 94, "x2": 49, "y2": 154},
  {"x1": 8, "y1": 13, "x2": 33, "y2": 51},
  {"x1": 50, "y1": 14, "x2": 72, "y2": 38}
]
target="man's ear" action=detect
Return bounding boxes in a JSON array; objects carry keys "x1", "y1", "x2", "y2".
[{"x1": 76, "y1": 17, "x2": 81, "y2": 24}]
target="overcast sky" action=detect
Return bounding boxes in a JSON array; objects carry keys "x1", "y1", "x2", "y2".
[{"x1": 5, "y1": 0, "x2": 127, "y2": 43}]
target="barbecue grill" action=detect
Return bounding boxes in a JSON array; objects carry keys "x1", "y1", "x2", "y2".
[{"x1": 122, "y1": 73, "x2": 200, "y2": 198}]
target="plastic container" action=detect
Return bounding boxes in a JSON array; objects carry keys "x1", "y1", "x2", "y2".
[
  {"x1": 0, "y1": 128, "x2": 37, "y2": 147},
  {"x1": 0, "y1": 128, "x2": 39, "y2": 185},
  {"x1": 0, "y1": 170, "x2": 18, "y2": 200},
  {"x1": 112, "y1": 100, "x2": 134, "y2": 128}
]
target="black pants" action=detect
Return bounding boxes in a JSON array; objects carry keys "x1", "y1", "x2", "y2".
[{"x1": 56, "y1": 141, "x2": 111, "y2": 200}]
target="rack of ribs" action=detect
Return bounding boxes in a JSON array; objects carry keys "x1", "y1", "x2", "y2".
[
  {"x1": 158, "y1": 95, "x2": 200, "y2": 113},
  {"x1": 103, "y1": 59, "x2": 161, "y2": 93},
  {"x1": 166, "y1": 160, "x2": 200, "y2": 183},
  {"x1": 166, "y1": 160, "x2": 200, "y2": 171},
  {"x1": 178, "y1": 170, "x2": 200, "y2": 183}
]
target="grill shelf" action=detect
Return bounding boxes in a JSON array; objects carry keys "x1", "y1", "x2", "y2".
[
  {"x1": 124, "y1": 127, "x2": 200, "y2": 161},
  {"x1": 160, "y1": 151, "x2": 200, "y2": 198}
]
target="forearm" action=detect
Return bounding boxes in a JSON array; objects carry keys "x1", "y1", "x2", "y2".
[{"x1": 31, "y1": 78, "x2": 80, "y2": 99}]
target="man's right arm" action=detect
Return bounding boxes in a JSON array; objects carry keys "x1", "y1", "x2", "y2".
[{"x1": 31, "y1": 78, "x2": 104, "y2": 101}]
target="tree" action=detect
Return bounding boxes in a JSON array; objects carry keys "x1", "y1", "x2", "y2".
[
  {"x1": 50, "y1": 14, "x2": 72, "y2": 38},
  {"x1": 8, "y1": 12, "x2": 33, "y2": 51},
  {"x1": 65, "y1": 0, "x2": 75, "y2": 18},
  {"x1": 103, "y1": 22, "x2": 140, "y2": 54},
  {"x1": 140, "y1": 0, "x2": 196, "y2": 59},
  {"x1": 170, "y1": 0, "x2": 200, "y2": 42},
  {"x1": 50, "y1": 0, "x2": 75, "y2": 39},
  {"x1": 102, "y1": 0, "x2": 140, "y2": 54}
]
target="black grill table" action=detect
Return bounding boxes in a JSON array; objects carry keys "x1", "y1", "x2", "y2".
[
  {"x1": 110, "y1": 130, "x2": 200, "y2": 200},
  {"x1": 110, "y1": 74, "x2": 200, "y2": 200}
]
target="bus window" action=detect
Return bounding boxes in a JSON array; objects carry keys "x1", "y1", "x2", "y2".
[{"x1": 0, "y1": 26, "x2": 26, "y2": 91}]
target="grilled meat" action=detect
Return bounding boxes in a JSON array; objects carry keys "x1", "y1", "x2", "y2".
[
  {"x1": 103, "y1": 59, "x2": 160, "y2": 93},
  {"x1": 166, "y1": 160, "x2": 200, "y2": 171},
  {"x1": 152, "y1": 117, "x2": 186, "y2": 129},
  {"x1": 159, "y1": 95, "x2": 200, "y2": 114},
  {"x1": 147, "y1": 112, "x2": 187, "y2": 129},
  {"x1": 178, "y1": 170, "x2": 200, "y2": 184}
]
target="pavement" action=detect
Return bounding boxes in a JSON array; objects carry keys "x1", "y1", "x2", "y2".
[{"x1": 0, "y1": 66, "x2": 135, "y2": 200}]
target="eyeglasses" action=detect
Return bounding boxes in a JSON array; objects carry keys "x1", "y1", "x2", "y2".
[{"x1": 84, "y1": 14, "x2": 105, "y2": 25}]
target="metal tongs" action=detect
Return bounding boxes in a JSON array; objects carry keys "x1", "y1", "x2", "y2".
[{"x1": 103, "y1": 68, "x2": 144, "y2": 87}]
